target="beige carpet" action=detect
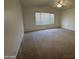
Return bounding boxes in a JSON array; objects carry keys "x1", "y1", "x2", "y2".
[{"x1": 17, "y1": 28, "x2": 75, "y2": 59}]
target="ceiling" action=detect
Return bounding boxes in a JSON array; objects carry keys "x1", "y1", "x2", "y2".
[{"x1": 20, "y1": 0, "x2": 75, "y2": 10}]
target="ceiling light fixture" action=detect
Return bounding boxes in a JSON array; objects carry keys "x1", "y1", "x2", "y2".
[
  {"x1": 57, "y1": 4, "x2": 62, "y2": 8},
  {"x1": 57, "y1": 0, "x2": 63, "y2": 8}
]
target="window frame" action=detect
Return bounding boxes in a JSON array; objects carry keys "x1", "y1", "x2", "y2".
[{"x1": 35, "y1": 12, "x2": 55, "y2": 26}]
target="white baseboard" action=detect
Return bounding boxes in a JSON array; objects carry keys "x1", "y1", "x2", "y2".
[{"x1": 4, "y1": 56, "x2": 16, "y2": 59}]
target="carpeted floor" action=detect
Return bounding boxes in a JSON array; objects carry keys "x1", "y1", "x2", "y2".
[{"x1": 17, "y1": 28, "x2": 75, "y2": 59}]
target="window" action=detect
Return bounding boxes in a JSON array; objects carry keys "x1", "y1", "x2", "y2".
[{"x1": 35, "y1": 12, "x2": 54, "y2": 25}]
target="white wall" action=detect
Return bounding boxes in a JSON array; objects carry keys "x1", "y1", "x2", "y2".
[
  {"x1": 61, "y1": 8, "x2": 75, "y2": 31},
  {"x1": 23, "y1": 6, "x2": 61, "y2": 32},
  {"x1": 4, "y1": 0, "x2": 24, "y2": 59}
]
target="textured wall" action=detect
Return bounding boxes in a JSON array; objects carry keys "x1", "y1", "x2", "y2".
[
  {"x1": 61, "y1": 8, "x2": 75, "y2": 31},
  {"x1": 4, "y1": 0, "x2": 24, "y2": 59},
  {"x1": 23, "y1": 6, "x2": 61, "y2": 32}
]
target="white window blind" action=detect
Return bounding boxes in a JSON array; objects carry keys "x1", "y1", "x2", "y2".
[{"x1": 35, "y1": 12, "x2": 54, "y2": 25}]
